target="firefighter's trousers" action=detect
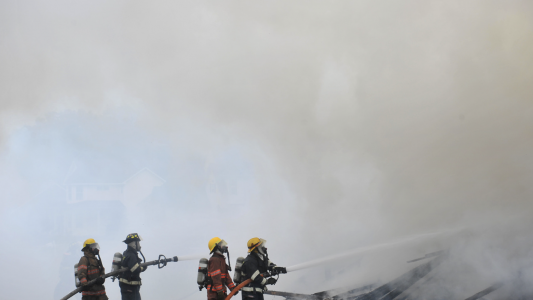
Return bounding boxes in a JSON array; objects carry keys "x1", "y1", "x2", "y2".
[
  {"x1": 119, "y1": 282, "x2": 141, "y2": 300},
  {"x1": 82, "y1": 296, "x2": 108, "y2": 300},
  {"x1": 242, "y1": 291, "x2": 264, "y2": 300}
]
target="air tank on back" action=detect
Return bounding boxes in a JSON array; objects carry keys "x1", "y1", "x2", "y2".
[
  {"x1": 197, "y1": 258, "x2": 209, "y2": 291},
  {"x1": 74, "y1": 263, "x2": 81, "y2": 287},
  {"x1": 111, "y1": 252, "x2": 122, "y2": 281},
  {"x1": 233, "y1": 257, "x2": 245, "y2": 285}
]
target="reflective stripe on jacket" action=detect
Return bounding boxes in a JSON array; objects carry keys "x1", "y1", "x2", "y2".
[
  {"x1": 119, "y1": 278, "x2": 142, "y2": 285},
  {"x1": 242, "y1": 287, "x2": 265, "y2": 293}
]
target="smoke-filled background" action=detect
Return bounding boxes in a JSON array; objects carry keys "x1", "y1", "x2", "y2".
[{"x1": 1, "y1": 0, "x2": 533, "y2": 299}]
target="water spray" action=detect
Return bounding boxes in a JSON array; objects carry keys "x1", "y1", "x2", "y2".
[{"x1": 286, "y1": 231, "x2": 445, "y2": 272}]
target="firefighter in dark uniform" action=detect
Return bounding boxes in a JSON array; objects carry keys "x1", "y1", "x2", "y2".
[
  {"x1": 241, "y1": 238, "x2": 285, "y2": 300},
  {"x1": 118, "y1": 233, "x2": 148, "y2": 300},
  {"x1": 207, "y1": 237, "x2": 236, "y2": 300},
  {"x1": 77, "y1": 238, "x2": 108, "y2": 300}
]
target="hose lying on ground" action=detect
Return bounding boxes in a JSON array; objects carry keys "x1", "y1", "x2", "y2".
[{"x1": 60, "y1": 256, "x2": 178, "y2": 300}]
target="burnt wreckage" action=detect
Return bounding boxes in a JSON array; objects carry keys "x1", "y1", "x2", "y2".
[{"x1": 264, "y1": 251, "x2": 515, "y2": 300}]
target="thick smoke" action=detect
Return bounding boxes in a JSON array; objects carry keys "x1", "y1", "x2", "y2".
[{"x1": 1, "y1": 0, "x2": 533, "y2": 299}]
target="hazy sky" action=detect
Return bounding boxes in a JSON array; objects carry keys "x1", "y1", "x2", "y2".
[{"x1": 2, "y1": 1, "x2": 533, "y2": 299}]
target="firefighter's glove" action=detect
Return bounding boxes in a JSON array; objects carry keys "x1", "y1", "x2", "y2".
[
  {"x1": 95, "y1": 276, "x2": 105, "y2": 285},
  {"x1": 141, "y1": 266, "x2": 148, "y2": 272},
  {"x1": 81, "y1": 283, "x2": 92, "y2": 291},
  {"x1": 217, "y1": 291, "x2": 226, "y2": 300},
  {"x1": 272, "y1": 266, "x2": 287, "y2": 274},
  {"x1": 266, "y1": 278, "x2": 277, "y2": 285}
]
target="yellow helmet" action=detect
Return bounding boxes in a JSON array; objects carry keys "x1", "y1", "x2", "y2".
[
  {"x1": 209, "y1": 237, "x2": 222, "y2": 252},
  {"x1": 82, "y1": 238, "x2": 96, "y2": 250},
  {"x1": 247, "y1": 237, "x2": 263, "y2": 253}
]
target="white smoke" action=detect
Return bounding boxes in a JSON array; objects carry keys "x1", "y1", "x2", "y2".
[{"x1": 1, "y1": 0, "x2": 533, "y2": 299}]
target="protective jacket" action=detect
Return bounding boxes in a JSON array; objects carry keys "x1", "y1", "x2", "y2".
[
  {"x1": 77, "y1": 249, "x2": 108, "y2": 300},
  {"x1": 241, "y1": 252, "x2": 275, "y2": 295},
  {"x1": 207, "y1": 252, "x2": 235, "y2": 300},
  {"x1": 118, "y1": 246, "x2": 147, "y2": 285}
]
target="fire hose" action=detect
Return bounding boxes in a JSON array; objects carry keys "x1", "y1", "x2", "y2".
[
  {"x1": 60, "y1": 255, "x2": 178, "y2": 300},
  {"x1": 225, "y1": 279, "x2": 252, "y2": 300}
]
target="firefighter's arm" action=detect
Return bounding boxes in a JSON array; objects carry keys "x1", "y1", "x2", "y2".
[
  {"x1": 95, "y1": 264, "x2": 105, "y2": 284},
  {"x1": 208, "y1": 257, "x2": 224, "y2": 293},
  {"x1": 265, "y1": 260, "x2": 279, "y2": 284},
  {"x1": 77, "y1": 257, "x2": 90, "y2": 286},
  {"x1": 123, "y1": 254, "x2": 142, "y2": 277},
  {"x1": 224, "y1": 266, "x2": 236, "y2": 290},
  {"x1": 247, "y1": 260, "x2": 267, "y2": 286}
]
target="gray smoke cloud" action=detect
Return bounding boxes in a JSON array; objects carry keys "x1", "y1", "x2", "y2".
[{"x1": 1, "y1": 0, "x2": 533, "y2": 299}]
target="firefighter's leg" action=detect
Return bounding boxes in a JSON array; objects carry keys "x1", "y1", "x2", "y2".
[
  {"x1": 208, "y1": 290, "x2": 218, "y2": 300},
  {"x1": 135, "y1": 285, "x2": 141, "y2": 300},
  {"x1": 242, "y1": 291, "x2": 250, "y2": 300},
  {"x1": 120, "y1": 282, "x2": 139, "y2": 300},
  {"x1": 242, "y1": 291, "x2": 264, "y2": 300}
]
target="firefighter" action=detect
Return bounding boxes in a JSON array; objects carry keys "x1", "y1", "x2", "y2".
[
  {"x1": 77, "y1": 238, "x2": 108, "y2": 300},
  {"x1": 241, "y1": 238, "x2": 285, "y2": 300},
  {"x1": 207, "y1": 237, "x2": 236, "y2": 300},
  {"x1": 118, "y1": 233, "x2": 148, "y2": 300}
]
